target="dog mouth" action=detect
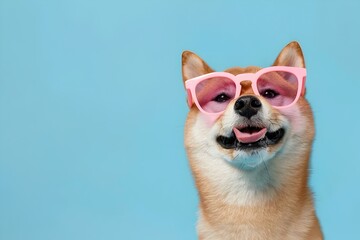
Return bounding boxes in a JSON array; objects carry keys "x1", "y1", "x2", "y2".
[{"x1": 216, "y1": 126, "x2": 285, "y2": 150}]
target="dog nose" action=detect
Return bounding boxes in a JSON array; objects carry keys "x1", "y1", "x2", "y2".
[{"x1": 234, "y1": 96, "x2": 262, "y2": 119}]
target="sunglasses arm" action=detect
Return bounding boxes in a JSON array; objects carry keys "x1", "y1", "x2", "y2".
[
  {"x1": 301, "y1": 76, "x2": 306, "y2": 96},
  {"x1": 186, "y1": 89, "x2": 193, "y2": 107}
]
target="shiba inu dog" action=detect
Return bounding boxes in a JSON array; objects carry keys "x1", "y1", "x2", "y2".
[{"x1": 181, "y1": 42, "x2": 323, "y2": 239}]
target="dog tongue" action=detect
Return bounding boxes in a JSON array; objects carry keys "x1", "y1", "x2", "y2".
[{"x1": 233, "y1": 128, "x2": 267, "y2": 144}]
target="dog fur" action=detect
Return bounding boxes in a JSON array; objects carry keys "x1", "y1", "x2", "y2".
[{"x1": 181, "y1": 42, "x2": 323, "y2": 240}]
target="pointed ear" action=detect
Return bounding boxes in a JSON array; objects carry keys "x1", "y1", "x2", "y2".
[
  {"x1": 182, "y1": 51, "x2": 214, "y2": 82},
  {"x1": 273, "y1": 41, "x2": 305, "y2": 68}
]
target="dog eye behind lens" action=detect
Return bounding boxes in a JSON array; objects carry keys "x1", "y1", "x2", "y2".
[
  {"x1": 261, "y1": 89, "x2": 279, "y2": 99},
  {"x1": 212, "y1": 93, "x2": 230, "y2": 102}
]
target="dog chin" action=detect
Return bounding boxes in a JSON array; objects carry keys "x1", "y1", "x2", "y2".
[
  {"x1": 227, "y1": 145, "x2": 286, "y2": 171},
  {"x1": 231, "y1": 151, "x2": 272, "y2": 171}
]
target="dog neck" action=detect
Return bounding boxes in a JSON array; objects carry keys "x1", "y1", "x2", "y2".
[{"x1": 188, "y1": 146, "x2": 311, "y2": 207}]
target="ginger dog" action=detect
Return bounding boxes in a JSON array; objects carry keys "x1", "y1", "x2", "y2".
[{"x1": 181, "y1": 42, "x2": 323, "y2": 239}]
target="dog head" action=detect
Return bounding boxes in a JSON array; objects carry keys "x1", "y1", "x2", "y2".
[{"x1": 182, "y1": 42, "x2": 314, "y2": 172}]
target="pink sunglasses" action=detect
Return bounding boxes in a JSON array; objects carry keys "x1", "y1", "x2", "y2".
[{"x1": 185, "y1": 66, "x2": 306, "y2": 118}]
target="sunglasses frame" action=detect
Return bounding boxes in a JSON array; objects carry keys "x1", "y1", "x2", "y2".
[{"x1": 185, "y1": 66, "x2": 307, "y2": 118}]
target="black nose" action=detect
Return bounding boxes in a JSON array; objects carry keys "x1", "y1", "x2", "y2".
[{"x1": 234, "y1": 95, "x2": 262, "y2": 119}]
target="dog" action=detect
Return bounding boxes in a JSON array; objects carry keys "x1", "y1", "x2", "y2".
[{"x1": 181, "y1": 42, "x2": 323, "y2": 239}]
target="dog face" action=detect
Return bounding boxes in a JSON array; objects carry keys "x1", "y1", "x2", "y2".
[{"x1": 182, "y1": 42, "x2": 314, "y2": 172}]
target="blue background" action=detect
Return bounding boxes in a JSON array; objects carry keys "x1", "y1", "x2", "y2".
[{"x1": 0, "y1": 0, "x2": 359, "y2": 239}]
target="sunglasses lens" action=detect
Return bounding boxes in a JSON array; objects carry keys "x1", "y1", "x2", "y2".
[
  {"x1": 257, "y1": 71, "x2": 299, "y2": 107},
  {"x1": 195, "y1": 77, "x2": 236, "y2": 113}
]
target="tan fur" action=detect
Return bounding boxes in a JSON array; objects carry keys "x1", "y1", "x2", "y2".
[{"x1": 182, "y1": 42, "x2": 323, "y2": 239}]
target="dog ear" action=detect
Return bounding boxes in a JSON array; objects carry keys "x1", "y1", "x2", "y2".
[
  {"x1": 273, "y1": 41, "x2": 305, "y2": 68},
  {"x1": 182, "y1": 51, "x2": 214, "y2": 82}
]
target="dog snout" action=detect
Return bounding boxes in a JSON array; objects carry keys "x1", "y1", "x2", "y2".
[{"x1": 234, "y1": 95, "x2": 262, "y2": 119}]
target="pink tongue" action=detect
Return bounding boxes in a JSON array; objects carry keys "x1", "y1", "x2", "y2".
[{"x1": 233, "y1": 128, "x2": 267, "y2": 143}]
